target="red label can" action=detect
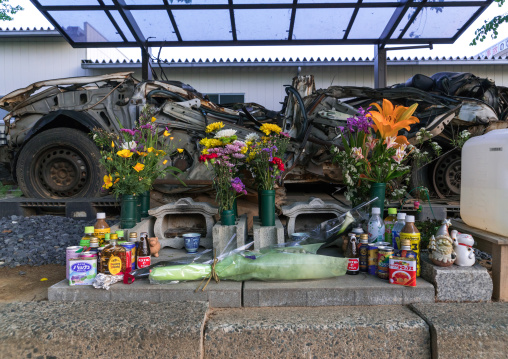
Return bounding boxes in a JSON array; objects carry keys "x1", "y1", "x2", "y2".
[
  {"x1": 137, "y1": 256, "x2": 151, "y2": 268},
  {"x1": 347, "y1": 258, "x2": 359, "y2": 272}
]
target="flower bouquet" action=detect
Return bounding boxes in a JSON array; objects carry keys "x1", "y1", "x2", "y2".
[
  {"x1": 332, "y1": 99, "x2": 440, "y2": 212},
  {"x1": 93, "y1": 105, "x2": 183, "y2": 227},
  {"x1": 198, "y1": 122, "x2": 248, "y2": 225},
  {"x1": 246, "y1": 124, "x2": 291, "y2": 226}
]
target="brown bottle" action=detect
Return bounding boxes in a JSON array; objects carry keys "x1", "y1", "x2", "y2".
[
  {"x1": 136, "y1": 232, "x2": 151, "y2": 269},
  {"x1": 94, "y1": 213, "x2": 110, "y2": 243},
  {"x1": 100, "y1": 234, "x2": 127, "y2": 275},
  {"x1": 345, "y1": 233, "x2": 359, "y2": 275}
]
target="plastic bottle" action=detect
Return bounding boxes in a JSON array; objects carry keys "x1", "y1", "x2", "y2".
[
  {"x1": 391, "y1": 213, "x2": 406, "y2": 250},
  {"x1": 395, "y1": 238, "x2": 417, "y2": 260},
  {"x1": 94, "y1": 213, "x2": 110, "y2": 243},
  {"x1": 384, "y1": 208, "x2": 397, "y2": 241},
  {"x1": 367, "y1": 207, "x2": 385, "y2": 243},
  {"x1": 100, "y1": 233, "x2": 110, "y2": 248},
  {"x1": 116, "y1": 230, "x2": 125, "y2": 244},
  {"x1": 79, "y1": 226, "x2": 95, "y2": 247},
  {"x1": 399, "y1": 215, "x2": 421, "y2": 276}
]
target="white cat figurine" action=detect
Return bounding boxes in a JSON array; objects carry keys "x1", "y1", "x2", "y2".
[{"x1": 451, "y1": 230, "x2": 476, "y2": 266}]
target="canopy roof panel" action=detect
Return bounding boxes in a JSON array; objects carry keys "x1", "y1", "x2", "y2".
[{"x1": 31, "y1": 0, "x2": 494, "y2": 48}]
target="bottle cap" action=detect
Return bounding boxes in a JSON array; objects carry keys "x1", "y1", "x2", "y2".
[
  {"x1": 104, "y1": 233, "x2": 110, "y2": 240},
  {"x1": 129, "y1": 232, "x2": 138, "y2": 238},
  {"x1": 90, "y1": 237, "x2": 99, "y2": 243},
  {"x1": 116, "y1": 230, "x2": 124, "y2": 237},
  {"x1": 401, "y1": 238, "x2": 411, "y2": 247},
  {"x1": 97, "y1": 213, "x2": 106, "y2": 219},
  {"x1": 360, "y1": 234, "x2": 369, "y2": 242},
  {"x1": 387, "y1": 208, "x2": 397, "y2": 215},
  {"x1": 372, "y1": 207, "x2": 380, "y2": 215},
  {"x1": 84, "y1": 226, "x2": 94, "y2": 234},
  {"x1": 397, "y1": 213, "x2": 406, "y2": 220},
  {"x1": 110, "y1": 233, "x2": 118, "y2": 240},
  {"x1": 406, "y1": 215, "x2": 415, "y2": 223}
]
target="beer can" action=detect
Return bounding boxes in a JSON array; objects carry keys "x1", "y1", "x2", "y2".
[
  {"x1": 367, "y1": 243, "x2": 379, "y2": 275},
  {"x1": 66, "y1": 246, "x2": 82, "y2": 279},
  {"x1": 377, "y1": 246, "x2": 394, "y2": 279},
  {"x1": 121, "y1": 242, "x2": 136, "y2": 271}
]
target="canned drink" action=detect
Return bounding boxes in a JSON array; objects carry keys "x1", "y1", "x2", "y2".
[
  {"x1": 367, "y1": 243, "x2": 379, "y2": 275},
  {"x1": 376, "y1": 241, "x2": 391, "y2": 247},
  {"x1": 79, "y1": 251, "x2": 97, "y2": 259},
  {"x1": 377, "y1": 246, "x2": 394, "y2": 279},
  {"x1": 121, "y1": 242, "x2": 136, "y2": 271},
  {"x1": 66, "y1": 246, "x2": 82, "y2": 279}
]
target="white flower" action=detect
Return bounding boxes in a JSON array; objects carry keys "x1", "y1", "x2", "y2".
[
  {"x1": 121, "y1": 141, "x2": 137, "y2": 150},
  {"x1": 215, "y1": 129, "x2": 237, "y2": 139},
  {"x1": 332, "y1": 146, "x2": 340, "y2": 153},
  {"x1": 93, "y1": 134, "x2": 97, "y2": 140},
  {"x1": 245, "y1": 132, "x2": 259, "y2": 142}
]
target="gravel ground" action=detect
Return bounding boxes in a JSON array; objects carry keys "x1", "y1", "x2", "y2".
[{"x1": 0, "y1": 215, "x2": 118, "y2": 268}]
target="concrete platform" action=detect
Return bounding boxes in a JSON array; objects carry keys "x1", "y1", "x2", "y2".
[
  {"x1": 204, "y1": 305, "x2": 431, "y2": 358},
  {"x1": 243, "y1": 272, "x2": 435, "y2": 307},
  {"x1": 411, "y1": 302, "x2": 508, "y2": 359},
  {"x1": 49, "y1": 278, "x2": 242, "y2": 308},
  {"x1": 0, "y1": 301, "x2": 208, "y2": 359}
]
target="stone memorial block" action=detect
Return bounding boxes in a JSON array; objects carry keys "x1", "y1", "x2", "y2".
[
  {"x1": 212, "y1": 214, "x2": 248, "y2": 256},
  {"x1": 281, "y1": 197, "x2": 348, "y2": 236},
  {"x1": 149, "y1": 198, "x2": 218, "y2": 249},
  {"x1": 252, "y1": 216, "x2": 284, "y2": 250}
]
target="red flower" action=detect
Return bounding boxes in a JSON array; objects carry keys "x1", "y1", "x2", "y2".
[
  {"x1": 199, "y1": 153, "x2": 219, "y2": 162},
  {"x1": 270, "y1": 157, "x2": 285, "y2": 172}
]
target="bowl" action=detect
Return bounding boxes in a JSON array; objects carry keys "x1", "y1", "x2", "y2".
[{"x1": 183, "y1": 233, "x2": 201, "y2": 253}]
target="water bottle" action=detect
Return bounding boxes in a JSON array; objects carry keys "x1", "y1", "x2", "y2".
[
  {"x1": 391, "y1": 213, "x2": 406, "y2": 250},
  {"x1": 367, "y1": 207, "x2": 385, "y2": 243}
]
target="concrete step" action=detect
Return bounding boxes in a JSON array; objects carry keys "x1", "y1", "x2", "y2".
[{"x1": 49, "y1": 272, "x2": 435, "y2": 308}]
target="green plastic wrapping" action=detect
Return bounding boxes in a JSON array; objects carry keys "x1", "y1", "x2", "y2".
[{"x1": 149, "y1": 251, "x2": 347, "y2": 283}]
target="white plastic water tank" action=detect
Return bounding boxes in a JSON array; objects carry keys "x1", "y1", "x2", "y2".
[{"x1": 461, "y1": 129, "x2": 508, "y2": 236}]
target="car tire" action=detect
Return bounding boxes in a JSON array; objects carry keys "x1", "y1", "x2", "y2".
[{"x1": 16, "y1": 128, "x2": 104, "y2": 198}]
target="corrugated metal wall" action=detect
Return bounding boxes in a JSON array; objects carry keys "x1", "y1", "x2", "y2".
[{"x1": 1, "y1": 37, "x2": 507, "y2": 111}]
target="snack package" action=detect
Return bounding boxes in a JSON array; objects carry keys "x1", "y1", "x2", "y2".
[{"x1": 388, "y1": 256, "x2": 416, "y2": 287}]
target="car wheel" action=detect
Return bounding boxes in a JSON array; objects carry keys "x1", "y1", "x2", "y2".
[
  {"x1": 432, "y1": 150, "x2": 461, "y2": 199},
  {"x1": 16, "y1": 128, "x2": 104, "y2": 198}
]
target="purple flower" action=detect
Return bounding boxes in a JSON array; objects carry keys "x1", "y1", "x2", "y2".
[
  {"x1": 280, "y1": 132, "x2": 291, "y2": 138},
  {"x1": 140, "y1": 124, "x2": 152, "y2": 129},
  {"x1": 120, "y1": 128, "x2": 136, "y2": 136},
  {"x1": 231, "y1": 177, "x2": 247, "y2": 195},
  {"x1": 345, "y1": 108, "x2": 373, "y2": 133}
]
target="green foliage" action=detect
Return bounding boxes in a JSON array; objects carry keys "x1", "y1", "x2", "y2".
[
  {"x1": 451, "y1": 129, "x2": 472, "y2": 149},
  {"x1": 0, "y1": 0, "x2": 23, "y2": 21},
  {"x1": 471, "y1": 0, "x2": 507, "y2": 46},
  {"x1": 0, "y1": 182, "x2": 22, "y2": 198}
]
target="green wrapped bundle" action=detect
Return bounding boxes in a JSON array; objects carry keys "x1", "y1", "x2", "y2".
[{"x1": 149, "y1": 252, "x2": 347, "y2": 283}]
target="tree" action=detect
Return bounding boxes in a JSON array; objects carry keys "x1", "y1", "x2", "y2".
[
  {"x1": 471, "y1": 0, "x2": 508, "y2": 45},
  {"x1": 1, "y1": 0, "x2": 23, "y2": 21}
]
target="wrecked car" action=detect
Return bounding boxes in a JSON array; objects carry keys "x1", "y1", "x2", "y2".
[{"x1": 0, "y1": 71, "x2": 506, "y2": 199}]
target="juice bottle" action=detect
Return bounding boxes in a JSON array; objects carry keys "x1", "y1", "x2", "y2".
[
  {"x1": 391, "y1": 213, "x2": 406, "y2": 250},
  {"x1": 384, "y1": 208, "x2": 397, "y2": 242},
  {"x1": 399, "y1": 215, "x2": 421, "y2": 276},
  {"x1": 94, "y1": 213, "x2": 110, "y2": 243},
  {"x1": 79, "y1": 226, "x2": 95, "y2": 247}
]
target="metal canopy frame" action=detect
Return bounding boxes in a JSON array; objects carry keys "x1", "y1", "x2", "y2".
[{"x1": 30, "y1": 0, "x2": 494, "y2": 85}]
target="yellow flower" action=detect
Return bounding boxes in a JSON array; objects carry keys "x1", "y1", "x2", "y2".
[
  {"x1": 201, "y1": 148, "x2": 209, "y2": 155},
  {"x1": 241, "y1": 146, "x2": 248, "y2": 154},
  {"x1": 111, "y1": 141, "x2": 115, "y2": 148},
  {"x1": 246, "y1": 141, "x2": 252, "y2": 147},
  {"x1": 151, "y1": 117, "x2": 156, "y2": 122},
  {"x1": 133, "y1": 163, "x2": 145, "y2": 172},
  {"x1": 199, "y1": 138, "x2": 223, "y2": 149},
  {"x1": 163, "y1": 160, "x2": 168, "y2": 165},
  {"x1": 163, "y1": 130, "x2": 171, "y2": 137},
  {"x1": 260, "y1": 123, "x2": 282, "y2": 136},
  {"x1": 205, "y1": 121, "x2": 224, "y2": 133},
  {"x1": 157, "y1": 150, "x2": 166, "y2": 156},
  {"x1": 103, "y1": 174, "x2": 113, "y2": 189},
  {"x1": 117, "y1": 149, "x2": 133, "y2": 158},
  {"x1": 261, "y1": 136, "x2": 270, "y2": 144},
  {"x1": 114, "y1": 178, "x2": 119, "y2": 184},
  {"x1": 170, "y1": 137, "x2": 174, "y2": 140},
  {"x1": 177, "y1": 148, "x2": 184, "y2": 153},
  {"x1": 147, "y1": 147, "x2": 154, "y2": 153},
  {"x1": 106, "y1": 157, "x2": 112, "y2": 161},
  {"x1": 136, "y1": 151, "x2": 147, "y2": 157},
  {"x1": 367, "y1": 99, "x2": 419, "y2": 139}
]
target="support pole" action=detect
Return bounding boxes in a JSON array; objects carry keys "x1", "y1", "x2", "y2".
[
  {"x1": 374, "y1": 45, "x2": 387, "y2": 89},
  {"x1": 141, "y1": 47, "x2": 153, "y2": 81}
]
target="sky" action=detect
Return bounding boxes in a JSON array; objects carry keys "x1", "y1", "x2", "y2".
[{"x1": 2, "y1": 0, "x2": 507, "y2": 62}]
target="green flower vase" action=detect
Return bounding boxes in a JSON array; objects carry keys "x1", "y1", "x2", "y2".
[
  {"x1": 136, "y1": 194, "x2": 142, "y2": 223},
  {"x1": 120, "y1": 194, "x2": 137, "y2": 229},
  {"x1": 221, "y1": 209, "x2": 236, "y2": 226},
  {"x1": 233, "y1": 198, "x2": 238, "y2": 218},
  {"x1": 369, "y1": 182, "x2": 386, "y2": 217},
  {"x1": 259, "y1": 189, "x2": 276, "y2": 227},
  {"x1": 140, "y1": 190, "x2": 150, "y2": 218}
]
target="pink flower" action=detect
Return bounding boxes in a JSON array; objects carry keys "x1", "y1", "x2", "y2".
[
  {"x1": 392, "y1": 148, "x2": 406, "y2": 164},
  {"x1": 351, "y1": 147, "x2": 364, "y2": 160},
  {"x1": 384, "y1": 136, "x2": 397, "y2": 149},
  {"x1": 365, "y1": 135, "x2": 376, "y2": 151}
]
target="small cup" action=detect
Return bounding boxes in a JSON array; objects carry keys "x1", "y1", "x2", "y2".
[
  {"x1": 291, "y1": 232, "x2": 310, "y2": 242},
  {"x1": 183, "y1": 233, "x2": 201, "y2": 254}
]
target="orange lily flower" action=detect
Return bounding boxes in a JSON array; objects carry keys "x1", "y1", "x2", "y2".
[{"x1": 367, "y1": 99, "x2": 419, "y2": 139}]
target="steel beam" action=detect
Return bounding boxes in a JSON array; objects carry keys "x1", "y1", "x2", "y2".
[{"x1": 374, "y1": 45, "x2": 387, "y2": 89}]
